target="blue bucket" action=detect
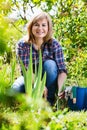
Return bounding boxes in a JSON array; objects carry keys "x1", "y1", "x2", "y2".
[
  {"x1": 85, "y1": 88, "x2": 87, "y2": 109},
  {"x1": 68, "y1": 87, "x2": 87, "y2": 110}
]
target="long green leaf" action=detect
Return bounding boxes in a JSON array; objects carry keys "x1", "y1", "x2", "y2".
[
  {"x1": 19, "y1": 47, "x2": 46, "y2": 100},
  {"x1": 32, "y1": 50, "x2": 42, "y2": 99},
  {"x1": 34, "y1": 59, "x2": 38, "y2": 81},
  {"x1": 10, "y1": 60, "x2": 16, "y2": 85},
  {"x1": 38, "y1": 72, "x2": 46, "y2": 99},
  {"x1": 19, "y1": 58, "x2": 27, "y2": 88},
  {"x1": 26, "y1": 46, "x2": 32, "y2": 96}
]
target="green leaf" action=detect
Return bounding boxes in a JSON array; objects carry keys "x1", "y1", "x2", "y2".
[
  {"x1": 38, "y1": 72, "x2": 46, "y2": 98},
  {"x1": 32, "y1": 50, "x2": 42, "y2": 99},
  {"x1": 26, "y1": 46, "x2": 33, "y2": 96},
  {"x1": 10, "y1": 60, "x2": 16, "y2": 85},
  {"x1": 19, "y1": 57, "x2": 27, "y2": 90}
]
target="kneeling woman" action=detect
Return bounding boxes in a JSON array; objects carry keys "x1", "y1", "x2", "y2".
[{"x1": 12, "y1": 11, "x2": 67, "y2": 106}]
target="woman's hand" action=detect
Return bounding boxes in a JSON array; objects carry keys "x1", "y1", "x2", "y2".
[
  {"x1": 43, "y1": 87, "x2": 48, "y2": 100},
  {"x1": 58, "y1": 72, "x2": 67, "y2": 99},
  {"x1": 58, "y1": 91, "x2": 65, "y2": 99}
]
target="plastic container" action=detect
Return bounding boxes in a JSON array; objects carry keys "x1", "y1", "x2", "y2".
[{"x1": 68, "y1": 87, "x2": 87, "y2": 110}]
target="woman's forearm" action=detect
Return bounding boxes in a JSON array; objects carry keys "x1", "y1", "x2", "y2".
[{"x1": 58, "y1": 72, "x2": 67, "y2": 94}]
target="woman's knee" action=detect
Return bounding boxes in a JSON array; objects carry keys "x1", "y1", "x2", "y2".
[
  {"x1": 43, "y1": 60, "x2": 58, "y2": 88},
  {"x1": 12, "y1": 76, "x2": 25, "y2": 93},
  {"x1": 43, "y1": 59, "x2": 58, "y2": 75}
]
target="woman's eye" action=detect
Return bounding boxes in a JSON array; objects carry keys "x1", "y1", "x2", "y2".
[
  {"x1": 33, "y1": 23, "x2": 47, "y2": 27},
  {"x1": 42, "y1": 24, "x2": 46, "y2": 27},
  {"x1": 34, "y1": 23, "x2": 39, "y2": 26}
]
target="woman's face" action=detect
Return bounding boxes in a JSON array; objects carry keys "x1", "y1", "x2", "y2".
[{"x1": 32, "y1": 18, "x2": 48, "y2": 40}]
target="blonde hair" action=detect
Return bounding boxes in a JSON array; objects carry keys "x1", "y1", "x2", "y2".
[{"x1": 25, "y1": 12, "x2": 53, "y2": 44}]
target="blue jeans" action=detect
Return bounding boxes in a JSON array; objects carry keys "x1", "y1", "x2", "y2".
[{"x1": 12, "y1": 60, "x2": 58, "y2": 105}]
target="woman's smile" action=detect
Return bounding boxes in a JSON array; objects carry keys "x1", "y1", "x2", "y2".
[{"x1": 32, "y1": 18, "x2": 48, "y2": 39}]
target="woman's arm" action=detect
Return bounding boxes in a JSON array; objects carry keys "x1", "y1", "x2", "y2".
[{"x1": 58, "y1": 72, "x2": 67, "y2": 98}]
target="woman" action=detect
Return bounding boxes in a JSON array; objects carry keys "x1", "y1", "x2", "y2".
[{"x1": 12, "y1": 11, "x2": 67, "y2": 105}]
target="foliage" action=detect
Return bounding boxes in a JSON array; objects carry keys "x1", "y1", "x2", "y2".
[
  {"x1": 10, "y1": 59, "x2": 16, "y2": 86},
  {"x1": 0, "y1": 0, "x2": 23, "y2": 63},
  {"x1": 0, "y1": 91, "x2": 52, "y2": 130},
  {"x1": 0, "y1": 0, "x2": 87, "y2": 129},
  {"x1": 0, "y1": 0, "x2": 85, "y2": 85},
  {"x1": 48, "y1": 110, "x2": 87, "y2": 130},
  {"x1": 19, "y1": 46, "x2": 46, "y2": 100},
  {"x1": 0, "y1": 0, "x2": 87, "y2": 85},
  {"x1": 0, "y1": 98, "x2": 87, "y2": 130},
  {"x1": 0, "y1": 58, "x2": 20, "y2": 93},
  {"x1": 0, "y1": 15, "x2": 22, "y2": 63},
  {"x1": 51, "y1": 0, "x2": 87, "y2": 86},
  {"x1": 0, "y1": 15, "x2": 9, "y2": 55},
  {"x1": 0, "y1": 63, "x2": 10, "y2": 92}
]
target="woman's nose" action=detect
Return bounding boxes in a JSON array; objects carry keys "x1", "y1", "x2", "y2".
[{"x1": 38, "y1": 25, "x2": 42, "y2": 29}]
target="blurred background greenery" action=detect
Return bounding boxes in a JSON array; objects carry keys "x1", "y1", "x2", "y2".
[
  {"x1": 0, "y1": 0, "x2": 87, "y2": 87},
  {"x1": 0, "y1": 0, "x2": 87, "y2": 129}
]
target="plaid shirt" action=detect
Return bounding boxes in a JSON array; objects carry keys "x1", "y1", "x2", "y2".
[{"x1": 16, "y1": 38, "x2": 67, "y2": 74}]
